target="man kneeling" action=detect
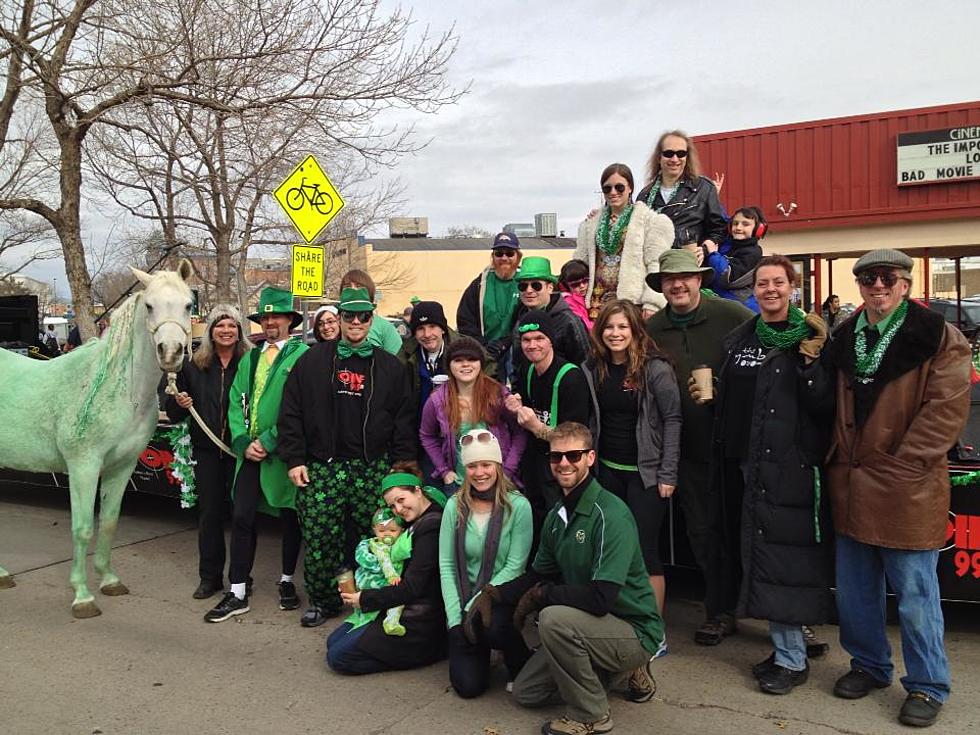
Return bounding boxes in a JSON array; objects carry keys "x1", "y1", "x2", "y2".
[{"x1": 480, "y1": 422, "x2": 664, "y2": 734}]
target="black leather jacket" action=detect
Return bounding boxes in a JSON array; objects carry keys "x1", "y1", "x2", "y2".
[
  {"x1": 635, "y1": 175, "x2": 727, "y2": 248},
  {"x1": 165, "y1": 352, "x2": 243, "y2": 451}
]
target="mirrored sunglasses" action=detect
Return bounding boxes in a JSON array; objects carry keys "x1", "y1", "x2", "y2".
[{"x1": 460, "y1": 430, "x2": 495, "y2": 447}]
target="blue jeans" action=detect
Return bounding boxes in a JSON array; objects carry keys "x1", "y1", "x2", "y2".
[
  {"x1": 325, "y1": 622, "x2": 390, "y2": 675},
  {"x1": 835, "y1": 535, "x2": 950, "y2": 702},
  {"x1": 769, "y1": 622, "x2": 806, "y2": 671}
]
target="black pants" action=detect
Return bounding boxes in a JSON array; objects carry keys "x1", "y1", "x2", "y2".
[
  {"x1": 596, "y1": 463, "x2": 669, "y2": 575},
  {"x1": 228, "y1": 460, "x2": 302, "y2": 585},
  {"x1": 448, "y1": 604, "x2": 530, "y2": 698},
  {"x1": 193, "y1": 448, "x2": 235, "y2": 585},
  {"x1": 520, "y1": 451, "x2": 560, "y2": 527},
  {"x1": 705, "y1": 458, "x2": 745, "y2": 619}
]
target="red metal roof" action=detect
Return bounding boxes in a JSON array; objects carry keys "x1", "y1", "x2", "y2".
[{"x1": 694, "y1": 101, "x2": 980, "y2": 232}]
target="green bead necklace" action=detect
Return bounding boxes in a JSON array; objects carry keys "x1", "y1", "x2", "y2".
[
  {"x1": 755, "y1": 306, "x2": 809, "y2": 349},
  {"x1": 645, "y1": 175, "x2": 680, "y2": 211},
  {"x1": 854, "y1": 299, "x2": 909, "y2": 381},
  {"x1": 595, "y1": 204, "x2": 633, "y2": 255}
]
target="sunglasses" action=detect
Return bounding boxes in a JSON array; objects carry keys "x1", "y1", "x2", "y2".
[
  {"x1": 518, "y1": 281, "x2": 546, "y2": 292},
  {"x1": 565, "y1": 276, "x2": 589, "y2": 289},
  {"x1": 547, "y1": 449, "x2": 589, "y2": 465},
  {"x1": 857, "y1": 270, "x2": 899, "y2": 287},
  {"x1": 340, "y1": 311, "x2": 372, "y2": 324},
  {"x1": 661, "y1": 149, "x2": 688, "y2": 159},
  {"x1": 461, "y1": 430, "x2": 495, "y2": 447},
  {"x1": 493, "y1": 248, "x2": 517, "y2": 258},
  {"x1": 602, "y1": 183, "x2": 627, "y2": 194}
]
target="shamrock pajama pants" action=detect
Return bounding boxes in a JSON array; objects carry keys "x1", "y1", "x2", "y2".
[{"x1": 299, "y1": 457, "x2": 390, "y2": 613}]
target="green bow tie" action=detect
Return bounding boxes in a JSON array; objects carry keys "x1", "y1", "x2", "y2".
[{"x1": 337, "y1": 340, "x2": 374, "y2": 359}]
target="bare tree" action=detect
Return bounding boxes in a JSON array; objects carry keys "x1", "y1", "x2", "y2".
[
  {"x1": 0, "y1": 0, "x2": 461, "y2": 339},
  {"x1": 0, "y1": 210, "x2": 58, "y2": 279}
]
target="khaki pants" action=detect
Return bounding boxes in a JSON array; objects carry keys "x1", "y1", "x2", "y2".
[{"x1": 512, "y1": 606, "x2": 650, "y2": 723}]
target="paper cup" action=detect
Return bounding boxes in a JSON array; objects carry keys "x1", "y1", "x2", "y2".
[
  {"x1": 336, "y1": 569, "x2": 357, "y2": 594},
  {"x1": 691, "y1": 364, "x2": 713, "y2": 404}
]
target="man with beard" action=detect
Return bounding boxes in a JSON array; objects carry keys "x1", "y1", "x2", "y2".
[
  {"x1": 279, "y1": 287, "x2": 417, "y2": 628},
  {"x1": 205, "y1": 287, "x2": 308, "y2": 622},
  {"x1": 645, "y1": 250, "x2": 752, "y2": 645}
]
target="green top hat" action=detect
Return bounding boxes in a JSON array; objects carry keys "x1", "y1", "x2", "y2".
[
  {"x1": 338, "y1": 287, "x2": 375, "y2": 313},
  {"x1": 646, "y1": 249, "x2": 714, "y2": 292},
  {"x1": 248, "y1": 286, "x2": 302, "y2": 328},
  {"x1": 516, "y1": 256, "x2": 558, "y2": 284}
]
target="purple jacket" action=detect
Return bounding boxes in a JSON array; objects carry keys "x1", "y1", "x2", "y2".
[{"x1": 420, "y1": 384, "x2": 527, "y2": 485}]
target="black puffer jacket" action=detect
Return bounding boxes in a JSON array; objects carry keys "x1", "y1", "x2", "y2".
[
  {"x1": 164, "y1": 353, "x2": 243, "y2": 450},
  {"x1": 635, "y1": 175, "x2": 727, "y2": 248},
  {"x1": 714, "y1": 318, "x2": 836, "y2": 625}
]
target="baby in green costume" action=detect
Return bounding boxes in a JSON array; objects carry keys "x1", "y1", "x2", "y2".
[{"x1": 351, "y1": 507, "x2": 412, "y2": 636}]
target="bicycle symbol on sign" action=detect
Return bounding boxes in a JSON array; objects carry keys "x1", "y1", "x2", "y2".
[{"x1": 285, "y1": 177, "x2": 335, "y2": 216}]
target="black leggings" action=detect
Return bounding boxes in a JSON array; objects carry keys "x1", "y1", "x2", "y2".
[
  {"x1": 228, "y1": 460, "x2": 301, "y2": 585},
  {"x1": 448, "y1": 603, "x2": 530, "y2": 698},
  {"x1": 193, "y1": 448, "x2": 235, "y2": 584},
  {"x1": 596, "y1": 462, "x2": 669, "y2": 575}
]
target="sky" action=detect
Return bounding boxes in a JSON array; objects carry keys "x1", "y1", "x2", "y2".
[{"x1": 16, "y1": 0, "x2": 980, "y2": 296}]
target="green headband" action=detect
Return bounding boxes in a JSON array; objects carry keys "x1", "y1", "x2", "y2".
[
  {"x1": 518, "y1": 322, "x2": 540, "y2": 334},
  {"x1": 372, "y1": 507, "x2": 402, "y2": 527},
  {"x1": 380, "y1": 472, "x2": 422, "y2": 493},
  {"x1": 422, "y1": 485, "x2": 448, "y2": 509}
]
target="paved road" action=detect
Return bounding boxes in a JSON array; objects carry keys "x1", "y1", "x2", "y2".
[{"x1": 1, "y1": 484, "x2": 977, "y2": 735}]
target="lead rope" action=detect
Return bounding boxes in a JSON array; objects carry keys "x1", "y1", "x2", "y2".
[{"x1": 165, "y1": 370, "x2": 235, "y2": 457}]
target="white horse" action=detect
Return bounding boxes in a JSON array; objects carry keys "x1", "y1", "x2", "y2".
[{"x1": 0, "y1": 261, "x2": 193, "y2": 617}]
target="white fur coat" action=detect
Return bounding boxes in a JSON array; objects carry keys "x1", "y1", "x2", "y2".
[{"x1": 574, "y1": 201, "x2": 674, "y2": 312}]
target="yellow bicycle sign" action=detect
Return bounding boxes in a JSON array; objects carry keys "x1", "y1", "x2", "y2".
[{"x1": 273, "y1": 155, "x2": 345, "y2": 243}]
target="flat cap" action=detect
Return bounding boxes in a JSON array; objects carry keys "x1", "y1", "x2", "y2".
[{"x1": 853, "y1": 248, "x2": 913, "y2": 275}]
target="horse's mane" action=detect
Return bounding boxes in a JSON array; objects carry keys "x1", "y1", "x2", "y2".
[{"x1": 75, "y1": 293, "x2": 143, "y2": 438}]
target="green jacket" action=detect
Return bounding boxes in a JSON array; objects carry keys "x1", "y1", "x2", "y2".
[
  {"x1": 227, "y1": 338, "x2": 308, "y2": 514},
  {"x1": 646, "y1": 295, "x2": 752, "y2": 462}
]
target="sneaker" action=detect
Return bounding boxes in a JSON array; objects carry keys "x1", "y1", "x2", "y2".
[
  {"x1": 758, "y1": 662, "x2": 809, "y2": 695},
  {"x1": 694, "y1": 614, "x2": 737, "y2": 646},
  {"x1": 751, "y1": 652, "x2": 778, "y2": 680},
  {"x1": 204, "y1": 592, "x2": 249, "y2": 623},
  {"x1": 802, "y1": 625, "x2": 830, "y2": 658},
  {"x1": 278, "y1": 580, "x2": 300, "y2": 611},
  {"x1": 192, "y1": 579, "x2": 223, "y2": 600},
  {"x1": 300, "y1": 605, "x2": 339, "y2": 628},
  {"x1": 625, "y1": 659, "x2": 656, "y2": 703},
  {"x1": 832, "y1": 668, "x2": 890, "y2": 700},
  {"x1": 541, "y1": 714, "x2": 614, "y2": 735},
  {"x1": 898, "y1": 691, "x2": 943, "y2": 728},
  {"x1": 653, "y1": 637, "x2": 669, "y2": 659},
  {"x1": 505, "y1": 681, "x2": 514, "y2": 693}
]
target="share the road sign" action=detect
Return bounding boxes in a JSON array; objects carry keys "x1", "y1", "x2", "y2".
[
  {"x1": 273, "y1": 155, "x2": 345, "y2": 243},
  {"x1": 291, "y1": 245, "x2": 324, "y2": 298}
]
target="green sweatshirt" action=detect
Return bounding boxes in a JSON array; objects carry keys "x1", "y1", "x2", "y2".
[{"x1": 438, "y1": 491, "x2": 532, "y2": 627}]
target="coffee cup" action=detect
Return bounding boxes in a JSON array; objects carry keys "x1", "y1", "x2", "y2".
[{"x1": 691, "y1": 365, "x2": 713, "y2": 404}]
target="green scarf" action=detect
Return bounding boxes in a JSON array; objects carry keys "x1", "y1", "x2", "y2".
[
  {"x1": 337, "y1": 340, "x2": 374, "y2": 359},
  {"x1": 755, "y1": 307, "x2": 809, "y2": 350}
]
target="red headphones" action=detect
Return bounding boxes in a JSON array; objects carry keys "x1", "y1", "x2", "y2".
[{"x1": 729, "y1": 207, "x2": 768, "y2": 239}]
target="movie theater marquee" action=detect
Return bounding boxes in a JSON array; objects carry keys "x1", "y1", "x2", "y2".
[{"x1": 897, "y1": 126, "x2": 980, "y2": 185}]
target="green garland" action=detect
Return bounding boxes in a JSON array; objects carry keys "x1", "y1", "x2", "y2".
[
  {"x1": 855, "y1": 300, "x2": 909, "y2": 381},
  {"x1": 595, "y1": 204, "x2": 634, "y2": 255},
  {"x1": 154, "y1": 421, "x2": 197, "y2": 508},
  {"x1": 755, "y1": 306, "x2": 809, "y2": 350},
  {"x1": 644, "y1": 175, "x2": 680, "y2": 211},
  {"x1": 950, "y1": 470, "x2": 980, "y2": 486}
]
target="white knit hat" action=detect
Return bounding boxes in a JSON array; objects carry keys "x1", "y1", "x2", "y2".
[{"x1": 459, "y1": 429, "x2": 502, "y2": 466}]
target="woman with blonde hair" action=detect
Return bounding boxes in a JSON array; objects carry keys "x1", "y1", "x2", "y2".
[
  {"x1": 635, "y1": 130, "x2": 728, "y2": 254},
  {"x1": 439, "y1": 429, "x2": 533, "y2": 698},
  {"x1": 575, "y1": 162, "x2": 674, "y2": 320},
  {"x1": 165, "y1": 303, "x2": 253, "y2": 599}
]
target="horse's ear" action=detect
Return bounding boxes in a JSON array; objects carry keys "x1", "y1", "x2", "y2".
[
  {"x1": 130, "y1": 267, "x2": 151, "y2": 286},
  {"x1": 177, "y1": 258, "x2": 194, "y2": 282}
]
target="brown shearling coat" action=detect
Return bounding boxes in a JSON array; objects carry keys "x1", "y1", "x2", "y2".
[{"x1": 825, "y1": 300, "x2": 971, "y2": 550}]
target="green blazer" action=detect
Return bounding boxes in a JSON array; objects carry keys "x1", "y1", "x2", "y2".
[{"x1": 227, "y1": 338, "x2": 308, "y2": 514}]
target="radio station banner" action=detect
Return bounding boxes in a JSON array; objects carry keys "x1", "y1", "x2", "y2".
[{"x1": 897, "y1": 126, "x2": 980, "y2": 186}]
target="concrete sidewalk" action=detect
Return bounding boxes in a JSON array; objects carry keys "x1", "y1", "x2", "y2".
[{"x1": 1, "y1": 486, "x2": 977, "y2": 735}]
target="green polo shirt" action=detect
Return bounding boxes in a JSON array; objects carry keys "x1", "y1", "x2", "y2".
[
  {"x1": 533, "y1": 477, "x2": 664, "y2": 655},
  {"x1": 854, "y1": 303, "x2": 903, "y2": 335}
]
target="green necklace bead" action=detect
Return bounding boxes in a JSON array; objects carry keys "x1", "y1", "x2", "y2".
[{"x1": 755, "y1": 306, "x2": 809, "y2": 350}]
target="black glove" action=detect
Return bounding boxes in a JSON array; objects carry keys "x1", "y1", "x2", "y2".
[
  {"x1": 513, "y1": 582, "x2": 548, "y2": 631},
  {"x1": 463, "y1": 583, "x2": 499, "y2": 644},
  {"x1": 485, "y1": 339, "x2": 508, "y2": 361}
]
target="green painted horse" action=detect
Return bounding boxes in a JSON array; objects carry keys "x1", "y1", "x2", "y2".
[{"x1": 0, "y1": 261, "x2": 194, "y2": 617}]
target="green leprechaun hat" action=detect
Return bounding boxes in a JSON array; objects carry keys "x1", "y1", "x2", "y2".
[
  {"x1": 248, "y1": 286, "x2": 302, "y2": 329},
  {"x1": 338, "y1": 286, "x2": 376, "y2": 313}
]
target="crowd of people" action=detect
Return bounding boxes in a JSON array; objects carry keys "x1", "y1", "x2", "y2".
[{"x1": 162, "y1": 130, "x2": 971, "y2": 734}]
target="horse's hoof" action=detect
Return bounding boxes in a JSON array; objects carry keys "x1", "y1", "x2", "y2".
[
  {"x1": 72, "y1": 601, "x2": 102, "y2": 619},
  {"x1": 100, "y1": 582, "x2": 129, "y2": 596},
  {"x1": 0, "y1": 575, "x2": 15, "y2": 589}
]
